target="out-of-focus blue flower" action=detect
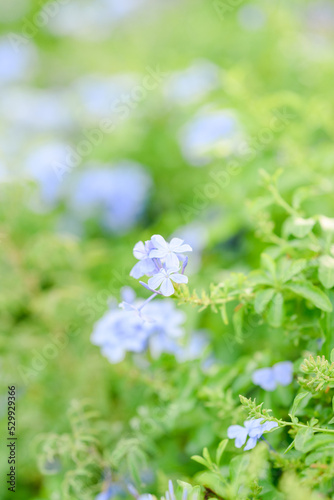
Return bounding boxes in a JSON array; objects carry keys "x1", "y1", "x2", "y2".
[
  {"x1": 1, "y1": 88, "x2": 74, "y2": 132},
  {"x1": 72, "y1": 73, "x2": 138, "y2": 120},
  {"x1": 96, "y1": 477, "x2": 125, "y2": 500},
  {"x1": 238, "y1": 5, "x2": 266, "y2": 31},
  {"x1": 179, "y1": 108, "x2": 243, "y2": 166},
  {"x1": 175, "y1": 331, "x2": 209, "y2": 362},
  {"x1": 305, "y1": 1, "x2": 334, "y2": 32},
  {"x1": 71, "y1": 162, "x2": 152, "y2": 233},
  {"x1": 0, "y1": 37, "x2": 37, "y2": 84},
  {"x1": 47, "y1": 0, "x2": 144, "y2": 40},
  {"x1": 164, "y1": 60, "x2": 220, "y2": 105},
  {"x1": 228, "y1": 418, "x2": 278, "y2": 451},
  {"x1": 173, "y1": 222, "x2": 209, "y2": 274},
  {"x1": 25, "y1": 142, "x2": 69, "y2": 208},
  {"x1": 91, "y1": 289, "x2": 186, "y2": 363},
  {"x1": 252, "y1": 361, "x2": 293, "y2": 391}
]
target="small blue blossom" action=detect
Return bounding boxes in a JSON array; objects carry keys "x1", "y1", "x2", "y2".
[
  {"x1": 252, "y1": 361, "x2": 293, "y2": 391},
  {"x1": 148, "y1": 267, "x2": 188, "y2": 297},
  {"x1": 130, "y1": 235, "x2": 192, "y2": 297},
  {"x1": 130, "y1": 240, "x2": 156, "y2": 279},
  {"x1": 227, "y1": 418, "x2": 278, "y2": 451},
  {"x1": 149, "y1": 235, "x2": 193, "y2": 268}
]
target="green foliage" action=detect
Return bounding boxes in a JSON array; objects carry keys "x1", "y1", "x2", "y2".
[{"x1": 2, "y1": 1, "x2": 334, "y2": 499}]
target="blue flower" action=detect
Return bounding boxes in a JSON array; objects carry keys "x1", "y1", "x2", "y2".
[
  {"x1": 175, "y1": 331, "x2": 209, "y2": 362},
  {"x1": 91, "y1": 289, "x2": 186, "y2": 363},
  {"x1": 130, "y1": 240, "x2": 156, "y2": 279},
  {"x1": 164, "y1": 60, "x2": 219, "y2": 106},
  {"x1": 130, "y1": 235, "x2": 192, "y2": 297},
  {"x1": 0, "y1": 37, "x2": 37, "y2": 84},
  {"x1": 252, "y1": 361, "x2": 293, "y2": 391},
  {"x1": 149, "y1": 235, "x2": 193, "y2": 268},
  {"x1": 179, "y1": 108, "x2": 243, "y2": 166},
  {"x1": 148, "y1": 267, "x2": 188, "y2": 297},
  {"x1": 227, "y1": 418, "x2": 278, "y2": 451},
  {"x1": 25, "y1": 142, "x2": 68, "y2": 209},
  {"x1": 71, "y1": 162, "x2": 152, "y2": 233}
]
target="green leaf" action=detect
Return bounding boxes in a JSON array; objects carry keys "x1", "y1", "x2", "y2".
[
  {"x1": 267, "y1": 292, "x2": 284, "y2": 327},
  {"x1": 279, "y1": 258, "x2": 307, "y2": 283},
  {"x1": 232, "y1": 306, "x2": 244, "y2": 343},
  {"x1": 294, "y1": 427, "x2": 314, "y2": 452},
  {"x1": 216, "y1": 439, "x2": 228, "y2": 466},
  {"x1": 290, "y1": 392, "x2": 311, "y2": 416},
  {"x1": 261, "y1": 253, "x2": 276, "y2": 279},
  {"x1": 248, "y1": 270, "x2": 273, "y2": 286},
  {"x1": 331, "y1": 349, "x2": 334, "y2": 364},
  {"x1": 284, "y1": 440, "x2": 295, "y2": 454},
  {"x1": 285, "y1": 217, "x2": 316, "y2": 238},
  {"x1": 318, "y1": 255, "x2": 334, "y2": 289},
  {"x1": 254, "y1": 288, "x2": 275, "y2": 314},
  {"x1": 285, "y1": 281, "x2": 333, "y2": 312},
  {"x1": 203, "y1": 447, "x2": 213, "y2": 467},
  {"x1": 191, "y1": 455, "x2": 209, "y2": 468}
]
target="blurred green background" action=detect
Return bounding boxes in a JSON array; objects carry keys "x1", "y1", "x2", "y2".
[{"x1": 1, "y1": 0, "x2": 334, "y2": 498}]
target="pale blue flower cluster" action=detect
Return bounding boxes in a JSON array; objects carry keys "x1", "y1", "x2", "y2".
[
  {"x1": 227, "y1": 418, "x2": 278, "y2": 451},
  {"x1": 0, "y1": 37, "x2": 37, "y2": 84},
  {"x1": 179, "y1": 108, "x2": 243, "y2": 166},
  {"x1": 164, "y1": 60, "x2": 220, "y2": 106},
  {"x1": 91, "y1": 288, "x2": 186, "y2": 363},
  {"x1": 252, "y1": 361, "x2": 293, "y2": 391},
  {"x1": 70, "y1": 162, "x2": 152, "y2": 233},
  {"x1": 130, "y1": 235, "x2": 192, "y2": 296}
]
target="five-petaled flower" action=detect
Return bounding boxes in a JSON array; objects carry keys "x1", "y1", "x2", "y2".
[
  {"x1": 130, "y1": 234, "x2": 192, "y2": 297},
  {"x1": 148, "y1": 267, "x2": 188, "y2": 297},
  {"x1": 227, "y1": 418, "x2": 278, "y2": 450},
  {"x1": 149, "y1": 235, "x2": 192, "y2": 268},
  {"x1": 130, "y1": 240, "x2": 156, "y2": 279}
]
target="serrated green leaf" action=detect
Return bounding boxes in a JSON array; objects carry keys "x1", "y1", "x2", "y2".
[
  {"x1": 254, "y1": 288, "x2": 275, "y2": 314},
  {"x1": 285, "y1": 281, "x2": 333, "y2": 312},
  {"x1": 318, "y1": 255, "x2": 334, "y2": 289}
]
